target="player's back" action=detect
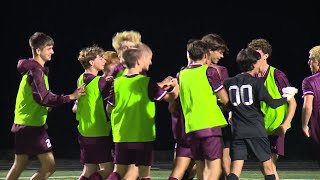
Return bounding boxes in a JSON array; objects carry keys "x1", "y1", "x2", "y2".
[{"x1": 224, "y1": 73, "x2": 267, "y2": 139}]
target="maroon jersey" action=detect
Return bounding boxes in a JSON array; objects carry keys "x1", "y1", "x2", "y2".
[{"x1": 302, "y1": 72, "x2": 320, "y2": 144}]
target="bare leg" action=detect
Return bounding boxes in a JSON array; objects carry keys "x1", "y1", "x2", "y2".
[
  {"x1": 270, "y1": 154, "x2": 279, "y2": 180},
  {"x1": 185, "y1": 160, "x2": 196, "y2": 179},
  {"x1": 6, "y1": 154, "x2": 29, "y2": 180},
  {"x1": 229, "y1": 160, "x2": 244, "y2": 178},
  {"x1": 206, "y1": 159, "x2": 222, "y2": 180},
  {"x1": 113, "y1": 164, "x2": 129, "y2": 179},
  {"x1": 221, "y1": 147, "x2": 231, "y2": 179},
  {"x1": 195, "y1": 160, "x2": 205, "y2": 180},
  {"x1": 98, "y1": 162, "x2": 114, "y2": 179},
  {"x1": 138, "y1": 165, "x2": 151, "y2": 179},
  {"x1": 30, "y1": 152, "x2": 56, "y2": 180},
  {"x1": 79, "y1": 164, "x2": 98, "y2": 179},
  {"x1": 261, "y1": 158, "x2": 275, "y2": 176},
  {"x1": 123, "y1": 164, "x2": 139, "y2": 180},
  {"x1": 170, "y1": 157, "x2": 193, "y2": 179}
]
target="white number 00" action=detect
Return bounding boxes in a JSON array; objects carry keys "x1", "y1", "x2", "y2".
[{"x1": 228, "y1": 85, "x2": 253, "y2": 106}]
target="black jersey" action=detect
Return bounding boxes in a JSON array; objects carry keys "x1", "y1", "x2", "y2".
[{"x1": 224, "y1": 73, "x2": 287, "y2": 139}]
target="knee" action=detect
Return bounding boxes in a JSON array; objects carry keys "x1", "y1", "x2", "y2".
[{"x1": 44, "y1": 161, "x2": 56, "y2": 174}]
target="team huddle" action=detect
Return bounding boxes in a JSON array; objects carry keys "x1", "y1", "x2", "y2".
[{"x1": 6, "y1": 31, "x2": 320, "y2": 180}]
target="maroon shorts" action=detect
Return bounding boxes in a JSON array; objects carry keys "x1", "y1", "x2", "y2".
[
  {"x1": 78, "y1": 134, "x2": 113, "y2": 164},
  {"x1": 114, "y1": 142, "x2": 153, "y2": 166},
  {"x1": 190, "y1": 136, "x2": 222, "y2": 161},
  {"x1": 269, "y1": 135, "x2": 284, "y2": 156},
  {"x1": 13, "y1": 124, "x2": 52, "y2": 156},
  {"x1": 175, "y1": 142, "x2": 193, "y2": 158}
]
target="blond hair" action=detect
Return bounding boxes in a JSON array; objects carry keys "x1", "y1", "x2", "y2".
[
  {"x1": 112, "y1": 30, "x2": 141, "y2": 52},
  {"x1": 309, "y1": 45, "x2": 320, "y2": 63}
]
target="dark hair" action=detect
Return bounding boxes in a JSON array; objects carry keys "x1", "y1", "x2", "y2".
[
  {"x1": 29, "y1": 32, "x2": 54, "y2": 52},
  {"x1": 201, "y1": 33, "x2": 229, "y2": 53},
  {"x1": 187, "y1": 40, "x2": 209, "y2": 62},
  {"x1": 236, "y1": 48, "x2": 261, "y2": 72},
  {"x1": 247, "y1": 38, "x2": 272, "y2": 56}
]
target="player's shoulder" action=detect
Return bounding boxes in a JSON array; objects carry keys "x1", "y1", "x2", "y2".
[
  {"x1": 273, "y1": 66, "x2": 287, "y2": 77},
  {"x1": 303, "y1": 72, "x2": 320, "y2": 82},
  {"x1": 207, "y1": 65, "x2": 219, "y2": 74}
]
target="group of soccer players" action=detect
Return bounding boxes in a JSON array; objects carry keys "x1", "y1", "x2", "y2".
[{"x1": 7, "y1": 30, "x2": 320, "y2": 180}]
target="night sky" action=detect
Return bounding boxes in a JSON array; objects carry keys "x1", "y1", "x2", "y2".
[{"x1": 1, "y1": 2, "x2": 319, "y2": 159}]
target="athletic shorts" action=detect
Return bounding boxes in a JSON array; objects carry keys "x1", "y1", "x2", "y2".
[
  {"x1": 114, "y1": 142, "x2": 154, "y2": 166},
  {"x1": 14, "y1": 124, "x2": 52, "y2": 156},
  {"x1": 175, "y1": 142, "x2": 193, "y2": 158},
  {"x1": 190, "y1": 136, "x2": 222, "y2": 161},
  {"x1": 230, "y1": 137, "x2": 271, "y2": 162},
  {"x1": 268, "y1": 135, "x2": 284, "y2": 156},
  {"x1": 78, "y1": 134, "x2": 113, "y2": 164}
]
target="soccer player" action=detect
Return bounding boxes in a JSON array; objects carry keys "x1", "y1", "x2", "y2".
[
  {"x1": 168, "y1": 39, "x2": 198, "y2": 180},
  {"x1": 6, "y1": 32, "x2": 85, "y2": 180},
  {"x1": 107, "y1": 43, "x2": 178, "y2": 180},
  {"x1": 108, "y1": 30, "x2": 142, "y2": 78},
  {"x1": 107, "y1": 30, "x2": 142, "y2": 179},
  {"x1": 201, "y1": 33, "x2": 231, "y2": 179},
  {"x1": 75, "y1": 45, "x2": 114, "y2": 180},
  {"x1": 178, "y1": 40, "x2": 229, "y2": 180},
  {"x1": 301, "y1": 45, "x2": 320, "y2": 161},
  {"x1": 102, "y1": 51, "x2": 120, "y2": 77},
  {"x1": 248, "y1": 39, "x2": 297, "y2": 180},
  {"x1": 223, "y1": 48, "x2": 297, "y2": 180}
]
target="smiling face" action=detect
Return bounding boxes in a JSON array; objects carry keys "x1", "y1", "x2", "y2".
[
  {"x1": 37, "y1": 45, "x2": 54, "y2": 63},
  {"x1": 209, "y1": 49, "x2": 224, "y2": 64}
]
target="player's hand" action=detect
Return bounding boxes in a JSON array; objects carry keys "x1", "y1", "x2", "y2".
[
  {"x1": 105, "y1": 76, "x2": 114, "y2": 82},
  {"x1": 302, "y1": 126, "x2": 310, "y2": 138},
  {"x1": 162, "y1": 76, "x2": 174, "y2": 83},
  {"x1": 274, "y1": 124, "x2": 288, "y2": 136},
  {"x1": 70, "y1": 83, "x2": 86, "y2": 100},
  {"x1": 158, "y1": 76, "x2": 173, "y2": 89},
  {"x1": 282, "y1": 87, "x2": 298, "y2": 101},
  {"x1": 170, "y1": 78, "x2": 178, "y2": 87}
]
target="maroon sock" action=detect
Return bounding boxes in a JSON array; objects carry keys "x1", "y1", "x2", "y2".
[
  {"x1": 168, "y1": 177, "x2": 178, "y2": 180},
  {"x1": 140, "y1": 178, "x2": 151, "y2": 180},
  {"x1": 79, "y1": 176, "x2": 89, "y2": 180},
  {"x1": 107, "y1": 172, "x2": 121, "y2": 180},
  {"x1": 89, "y1": 172, "x2": 102, "y2": 180}
]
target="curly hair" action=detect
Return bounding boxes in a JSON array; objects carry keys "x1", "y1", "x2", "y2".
[
  {"x1": 247, "y1": 38, "x2": 272, "y2": 56},
  {"x1": 78, "y1": 45, "x2": 104, "y2": 69}
]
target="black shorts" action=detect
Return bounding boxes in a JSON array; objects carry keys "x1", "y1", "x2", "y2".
[{"x1": 230, "y1": 137, "x2": 271, "y2": 162}]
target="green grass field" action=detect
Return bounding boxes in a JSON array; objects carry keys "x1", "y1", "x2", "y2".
[{"x1": 1, "y1": 169, "x2": 320, "y2": 180}]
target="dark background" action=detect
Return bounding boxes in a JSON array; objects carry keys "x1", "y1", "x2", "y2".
[{"x1": 1, "y1": 2, "x2": 319, "y2": 160}]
